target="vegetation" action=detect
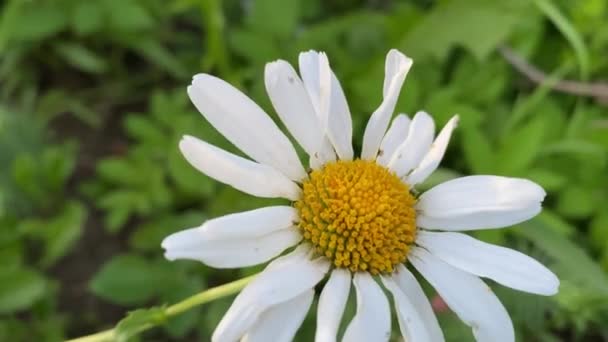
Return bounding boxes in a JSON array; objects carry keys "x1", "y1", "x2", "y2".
[{"x1": 1, "y1": 0, "x2": 607, "y2": 340}]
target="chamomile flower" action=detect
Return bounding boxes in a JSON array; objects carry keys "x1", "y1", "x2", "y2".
[{"x1": 161, "y1": 49, "x2": 559, "y2": 342}]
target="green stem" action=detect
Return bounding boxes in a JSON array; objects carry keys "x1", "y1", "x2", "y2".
[
  {"x1": 65, "y1": 275, "x2": 256, "y2": 342},
  {"x1": 65, "y1": 330, "x2": 114, "y2": 342}
]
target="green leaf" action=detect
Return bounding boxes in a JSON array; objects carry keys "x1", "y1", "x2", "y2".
[
  {"x1": 248, "y1": 0, "x2": 300, "y2": 38},
  {"x1": 526, "y1": 168, "x2": 567, "y2": 191},
  {"x1": 90, "y1": 255, "x2": 165, "y2": 305},
  {"x1": 505, "y1": 67, "x2": 570, "y2": 134},
  {"x1": 130, "y1": 212, "x2": 205, "y2": 252},
  {"x1": 114, "y1": 307, "x2": 167, "y2": 342},
  {"x1": 590, "y1": 212, "x2": 608, "y2": 250},
  {"x1": 497, "y1": 115, "x2": 546, "y2": 174},
  {"x1": 41, "y1": 146, "x2": 76, "y2": 193},
  {"x1": 129, "y1": 38, "x2": 186, "y2": 78},
  {"x1": 230, "y1": 30, "x2": 281, "y2": 64},
  {"x1": 459, "y1": 122, "x2": 496, "y2": 174},
  {"x1": 38, "y1": 201, "x2": 87, "y2": 267},
  {"x1": 0, "y1": 0, "x2": 20, "y2": 50},
  {"x1": 106, "y1": 0, "x2": 154, "y2": 32},
  {"x1": 71, "y1": 1, "x2": 104, "y2": 35},
  {"x1": 0, "y1": 268, "x2": 46, "y2": 313},
  {"x1": 424, "y1": 88, "x2": 484, "y2": 127},
  {"x1": 97, "y1": 158, "x2": 146, "y2": 186},
  {"x1": 124, "y1": 114, "x2": 167, "y2": 147},
  {"x1": 97, "y1": 190, "x2": 144, "y2": 216},
  {"x1": 556, "y1": 186, "x2": 597, "y2": 219},
  {"x1": 517, "y1": 216, "x2": 608, "y2": 296},
  {"x1": 54, "y1": 42, "x2": 108, "y2": 74},
  {"x1": 498, "y1": 287, "x2": 554, "y2": 334},
  {"x1": 11, "y1": 153, "x2": 46, "y2": 205},
  {"x1": 148, "y1": 90, "x2": 189, "y2": 126},
  {"x1": 10, "y1": 4, "x2": 67, "y2": 41},
  {"x1": 535, "y1": 210, "x2": 575, "y2": 236},
  {"x1": 295, "y1": 10, "x2": 388, "y2": 63},
  {"x1": 0, "y1": 242, "x2": 22, "y2": 274},
  {"x1": 450, "y1": 56, "x2": 510, "y2": 107},
  {"x1": 105, "y1": 205, "x2": 131, "y2": 233},
  {"x1": 532, "y1": 0, "x2": 590, "y2": 78},
  {"x1": 402, "y1": 0, "x2": 529, "y2": 60},
  {"x1": 168, "y1": 148, "x2": 215, "y2": 198},
  {"x1": 539, "y1": 140, "x2": 606, "y2": 166}
]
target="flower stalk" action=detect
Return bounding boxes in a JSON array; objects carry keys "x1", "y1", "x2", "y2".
[{"x1": 66, "y1": 275, "x2": 256, "y2": 342}]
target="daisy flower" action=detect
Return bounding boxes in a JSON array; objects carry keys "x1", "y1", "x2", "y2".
[{"x1": 161, "y1": 49, "x2": 559, "y2": 342}]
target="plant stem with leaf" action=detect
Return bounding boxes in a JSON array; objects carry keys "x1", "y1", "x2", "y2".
[{"x1": 66, "y1": 275, "x2": 256, "y2": 342}]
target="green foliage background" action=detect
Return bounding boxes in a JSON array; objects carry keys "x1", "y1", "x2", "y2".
[{"x1": 1, "y1": 0, "x2": 607, "y2": 340}]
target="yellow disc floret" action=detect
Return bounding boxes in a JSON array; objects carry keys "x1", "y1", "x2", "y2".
[{"x1": 294, "y1": 159, "x2": 416, "y2": 275}]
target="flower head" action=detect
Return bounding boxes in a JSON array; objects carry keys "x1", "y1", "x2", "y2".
[{"x1": 162, "y1": 49, "x2": 559, "y2": 342}]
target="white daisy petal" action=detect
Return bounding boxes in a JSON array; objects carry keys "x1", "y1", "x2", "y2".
[
  {"x1": 243, "y1": 289, "x2": 314, "y2": 342},
  {"x1": 179, "y1": 136, "x2": 301, "y2": 201},
  {"x1": 299, "y1": 51, "x2": 354, "y2": 160},
  {"x1": 317, "y1": 52, "x2": 331, "y2": 131},
  {"x1": 381, "y1": 276, "x2": 432, "y2": 342},
  {"x1": 383, "y1": 49, "x2": 411, "y2": 98},
  {"x1": 417, "y1": 206, "x2": 542, "y2": 232},
  {"x1": 320, "y1": 54, "x2": 354, "y2": 161},
  {"x1": 162, "y1": 228, "x2": 301, "y2": 268},
  {"x1": 411, "y1": 248, "x2": 515, "y2": 342},
  {"x1": 315, "y1": 269, "x2": 351, "y2": 342},
  {"x1": 161, "y1": 206, "x2": 296, "y2": 248},
  {"x1": 188, "y1": 74, "x2": 306, "y2": 181},
  {"x1": 343, "y1": 273, "x2": 391, "y2": 342},
  {"x1": 212, "y1": 248, "x2": 329, "y2": 342},
  {"x1": 264, "y1": 60, "x2": 335, "y2": 167},
  {"x1": 393, "y1": 265, "x2": 444, "y2": 341},
  {"x1": 406, "y1": 115, "x2": 459, "y2": 186},
  {"x1": 416, "y1": 176, "x2": 546, "y2": 230},
  {"x1": 416, "y1": 231, "x2": 559, "y2": 295},
  {"x1": 298, "y1": 51, "x2": 323, "y2": 117},
  {"x1": 376, "y1": 114, "x2": 411, "y2": 166},
  {"x1": 197, "y1": 206, "x2": 297, "y2": 241},
  {"x1": 388, "y1": 111, "x2": 435, "y2": 177},
  {"x1": 309, "y1": 141, "x2": 337, "y2": 170},
  {"x1": 361, "y1": 49, "x2": 413, "y2": 160},
  {"x1": 263, "y1": 243, "x2": 311, "y2": 271}
]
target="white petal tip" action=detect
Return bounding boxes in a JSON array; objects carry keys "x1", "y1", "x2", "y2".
[
  {"x1": 160, "y1": 238, "x2": 169, "y2": 250},
  {"x1": 538, "y1": 186, "x2": 548, "y2": 200},
  {"x1": 162, "y1": 249, "x2": 204, "y2": 263},
  {"x1": 160, "y1": 227, "x2": 204, "y2": 250},
  {"x1": 160, "y1": 233, "x2": 177, "y2": 250},
  {"x1": 523, "y1": 180, "x2": 547, "y2": 203},
  {"x1": 416, "y1": 110, "x2": 432, "y2": 119},
  {"x1": 161, "y1": 241, "x2": 186, "y2": 261},
  {"x1": 178, "y1": 135, "x2": 201, "y2": 160},
  {"x1": 265, "y1": 60, "x2": 288, "y2": 82},
  {"x1": 300, "y1": 49, "x2": 319, "y2": 56},
  {"x1": 388, "y1": 49, "x2": 414, "y2": 69},
  {"x1": 539, "y1": 277, "x2": 560, "y2": 296},
  {"x1": 191, "y1": 73, "x2": 209, "y2": 84},
  {"x1": 163, "y1": 251, "x2": 178, "y2": 261},
  {"x1": 179, "y1": 134, "x2": 195, "y2": 145}
]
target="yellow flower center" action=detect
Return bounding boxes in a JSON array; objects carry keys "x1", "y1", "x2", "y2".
[{"x1": 294, "y1": 160, "x2": 417, "y2": 274}]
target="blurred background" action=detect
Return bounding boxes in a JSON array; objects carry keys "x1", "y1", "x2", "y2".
[{"x1": 1, "y1": 0, "x2": 608, "y2": 341}]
